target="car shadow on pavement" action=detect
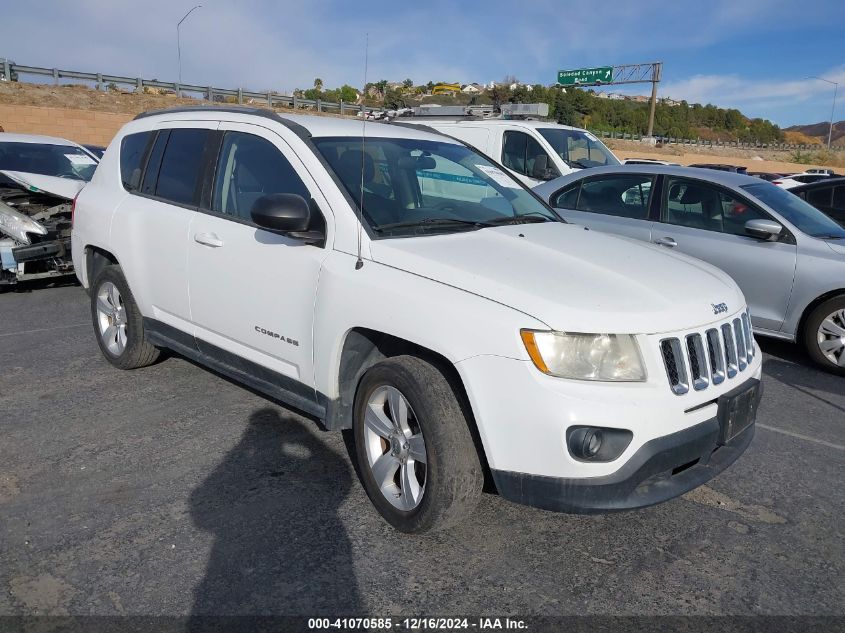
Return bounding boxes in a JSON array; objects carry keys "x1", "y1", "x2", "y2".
[
  {"x1": 759, "y1": 338, "x2": 845, "y2": 409},
  {"x1": 188, "y1": 407, "x2": 363, "y2": 616}
]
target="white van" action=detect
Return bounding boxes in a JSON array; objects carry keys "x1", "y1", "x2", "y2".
[{"x1": 406, "y1": 117, "x2": 621, "y2": 186}]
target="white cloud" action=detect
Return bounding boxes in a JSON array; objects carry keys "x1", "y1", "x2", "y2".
[
  {"x1": 653, "y1": 66, "x2": 845, "y2": 124},
  {"x1": 2, "y1": 0, "x2": 842, "y2": 125}
]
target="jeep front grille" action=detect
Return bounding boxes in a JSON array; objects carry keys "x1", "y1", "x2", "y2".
[{"x1": 661, "y1": 311, "x2": 755, "y2": 395}]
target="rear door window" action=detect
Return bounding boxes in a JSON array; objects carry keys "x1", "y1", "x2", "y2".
[
  {"x1": 120, "y1": 131, "x2": 153, "y2": 191},
  {"x1": 576, "y1": 174, "x2": 654, "y2": 219},
  {"x1": 154, "y1": 128, "x2": 210, "y2": 206}
]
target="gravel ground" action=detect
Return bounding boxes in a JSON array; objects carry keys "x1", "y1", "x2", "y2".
[{"x1": 1, "y1": 283, "x2": 843, "y2": 618}]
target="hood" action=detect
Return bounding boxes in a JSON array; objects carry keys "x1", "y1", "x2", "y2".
[
  {"x1": 0, "y1": 170, "x2": 85, "y2": 200},
  {"x1": 370, "y1": 222, "x2": 745, "y2": 334}
]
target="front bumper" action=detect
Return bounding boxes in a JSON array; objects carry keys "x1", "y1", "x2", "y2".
[
  {"x1": 0, "y1": 236, "x2": 72, "y2": 284},
  {"x1": 491, "y1": 379, "x2": 759, "y2": 513}
]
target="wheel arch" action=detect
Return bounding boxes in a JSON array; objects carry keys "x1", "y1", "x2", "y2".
[
  {"x1": 84, "y1": 245, "x2": 121, "y2": 288},
  {"x1": 327, "y1": 327, "x2": 493, "y2": 488},
  {"x1": 797, "y1": 288, "x2": 845, "y2": 339}
]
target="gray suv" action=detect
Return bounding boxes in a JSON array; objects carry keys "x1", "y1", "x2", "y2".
[{"x1": 534, "y1": 165, "x2": 845, "y2": 374}]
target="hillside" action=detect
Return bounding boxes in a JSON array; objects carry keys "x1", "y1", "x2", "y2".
[
  {"x1": 786, "y1": 121, "x2": 845, "y2": 147},
  {"x1": 1, "y1": 81, "x2": 841, "y2": 169},
  {"x1": 358, "y1": 81, "x2": 785, "y2": 144}
]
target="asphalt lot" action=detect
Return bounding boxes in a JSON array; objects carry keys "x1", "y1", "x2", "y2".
[{"x1": 1, "y1": 282, "x2": 843, "y2": 617}]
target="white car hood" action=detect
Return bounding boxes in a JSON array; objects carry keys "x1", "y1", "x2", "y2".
[
  {"x1": 0, "y1": 170, "x2": 84, "y2": 200},
  {"x1": 371, "y1": 222, "x2": 745, "y2": 334}
]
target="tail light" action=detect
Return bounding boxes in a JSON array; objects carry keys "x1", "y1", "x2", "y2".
[{"x1": 771, "y1": 181, "x2": 782, "y2": 185}]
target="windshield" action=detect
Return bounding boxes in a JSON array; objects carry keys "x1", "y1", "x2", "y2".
[
  {"x1": 741, "y1": 182, "x2": 845, "y2": 239},
  {"x1": 0, "y1": 142, "x2": 98, "y2": 181},
  {"x1": 313, "y1": 136, "x2": 559, "y2": 236},
  {"x1": 538, "y1": 128, "x2": 620, "y2": 169}
]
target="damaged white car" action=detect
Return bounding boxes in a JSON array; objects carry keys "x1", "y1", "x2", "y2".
[{"x1": 0, "y1": 133, "x2": 99, "y2": 287}]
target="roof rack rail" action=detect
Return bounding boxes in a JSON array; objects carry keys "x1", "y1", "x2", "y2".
[{"x1": 133, "y1": 105, "x2": 279, "y2": 121}]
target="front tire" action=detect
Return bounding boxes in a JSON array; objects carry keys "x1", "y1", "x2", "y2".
[
  {"x1": 803, "y1": 296, "x2": 845, "y2": 375},
  {"x1": 352, "y1": 356, "x2": 483, "y2": 533},
  {"x1": 90, "y1": 265, "x2": 160, "y2": 370}
]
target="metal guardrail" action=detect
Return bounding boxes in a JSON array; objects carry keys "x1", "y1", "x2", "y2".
[
  {"x1": 590, "y1": 129, "x2": 842, "y2": 152},
  {"x1": 0, "y1": 59, "x2": 371, "y2": 116},
  {"x1": 1, "y1": 59, "x2": 839, "y2": 151}
]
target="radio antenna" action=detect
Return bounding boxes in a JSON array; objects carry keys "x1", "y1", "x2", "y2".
[{"x1": 355, "y1": 33, "x2": 369, "y2": 271}]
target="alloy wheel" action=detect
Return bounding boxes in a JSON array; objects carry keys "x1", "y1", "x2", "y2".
[
  {"x1": 96, "y1": 281, "x2": 128, "y2": 356},
  {"x1": 362, "y1": 385, "x2": 427, "y2": 511},
  {"x1": 816, "y1": 308, "x2": 845, "y2": 367}
]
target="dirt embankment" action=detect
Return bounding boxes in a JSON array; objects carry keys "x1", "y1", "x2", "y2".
[
  {"x1": 0, "y1": 82, "x2": 337, "y2": 146},
  {"x1": 1, "y1": 82, "x2": 841, "y2": 173},
  {"x1": 607, "y1": 138, "x2": 843, "y2": 173}
]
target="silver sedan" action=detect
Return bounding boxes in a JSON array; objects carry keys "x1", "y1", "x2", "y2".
[{"x1": 534, "y1": 165, "x2": 845, "y2": 375}]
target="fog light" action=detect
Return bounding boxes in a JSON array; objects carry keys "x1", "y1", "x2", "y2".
[
  {"x1": 582, "y1": 429, "x2": 603, "y2": 458},
  {"x1": 567, "y1": 426, "x2": 633, "y2": 462}
]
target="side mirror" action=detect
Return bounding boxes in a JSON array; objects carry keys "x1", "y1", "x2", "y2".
[
  {"x1": 745, "y1": 218, "x2": 783, "y2": 241},
  {"x1": 531, "y1": 155, "x2": 549, "y2": 180},
  {"x1": 251, "y1": 193, "x2": 311, "y2": 233}
]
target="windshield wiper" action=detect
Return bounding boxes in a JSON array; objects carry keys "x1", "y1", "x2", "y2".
[
  {"x1": 483, "y1": 213, "x2": 555, "y2": 226},
  {"x1": 373, "y1": 217, "x2": 494, "y2": 233},
  {"x1": 567, "y1": 159, "x2": 591, "y2": 169},
  {"x1": 813, "y1": 233, "x2": 845, "y2": 239}
]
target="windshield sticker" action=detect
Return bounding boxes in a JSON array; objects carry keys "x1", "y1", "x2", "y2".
[
  {"x1": 65, "y1": 154, "x2": 97, "y2": 166},
  {"x1": 417, "y1": 171, "x2": 487, "y2": 186},
  {"x1": 475, "y1": 165, "x2": 519, "y2": 188}
]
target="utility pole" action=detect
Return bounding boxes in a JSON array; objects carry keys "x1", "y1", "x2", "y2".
[
  {"x1": 646, "y1": 62, "x2": 662, "y2": 138},
  {"x1": 806, "y1": 76, "x2": 839, "y2": 151},
  {"x1": 177, "y1": 5, "x2": 202, "y2": 97}
]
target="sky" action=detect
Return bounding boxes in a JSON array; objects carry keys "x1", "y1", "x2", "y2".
[{"x1": 3, "y1": 0, "x2": 843, "y2": 127}]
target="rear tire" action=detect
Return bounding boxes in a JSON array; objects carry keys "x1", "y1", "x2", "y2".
[
  {"x1": 90, "y1": 265, "x2": 160, "y2": 370},
  {"x1": 802, "y1": 296, "x2": 845, "y2": 376},
  {"x1": 352, "y1": 355, "x2": 483, "y2": 533}
]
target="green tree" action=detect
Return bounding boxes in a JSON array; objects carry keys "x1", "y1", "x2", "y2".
[{"x1": 313, "y1": 78, "x2": 323, "y2": 92}]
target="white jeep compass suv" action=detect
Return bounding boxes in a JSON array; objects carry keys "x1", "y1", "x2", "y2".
[{"x1": 72, "y1": 106, "x2": 763, "y2": 532}]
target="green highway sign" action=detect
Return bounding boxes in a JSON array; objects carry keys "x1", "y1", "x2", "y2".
[{"x1": 557, "y1": 66, "x2": 613, "y2": 86}]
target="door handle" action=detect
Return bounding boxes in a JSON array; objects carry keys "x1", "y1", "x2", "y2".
[
  {"x1": 194, "y1": 232, "x2": 223, "y2": 248},
  {"x1": 654, "y1": 236, "x2": 677, "y2": 248}
]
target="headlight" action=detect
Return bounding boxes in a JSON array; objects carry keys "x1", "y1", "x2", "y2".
[
  {"x1": 520, "y1": 330, "x2": 646, "y2": 381},
  {"x1": 0, "y1": 202, "x2": 47, "y2": 245}
]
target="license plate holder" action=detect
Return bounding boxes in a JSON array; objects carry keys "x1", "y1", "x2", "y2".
[{"x1": 717, "y1": 381, "x2": 760, "y2": 445}]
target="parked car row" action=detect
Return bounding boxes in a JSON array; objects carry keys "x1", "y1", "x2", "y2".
[
  {"x1": 4, "y1": 105, "x2": 840, "y2": 533},
  {"x1": 790, "y1": 177, "x2": 845, "y2": 226}
]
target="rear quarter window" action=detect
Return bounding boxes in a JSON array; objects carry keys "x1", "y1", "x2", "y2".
[
  {"x1": 552, "y1": 183, "x2": 580, "y2": 208},
  {"x1": 120, "y1": 131, "x2": 153, "y2": 191}
]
